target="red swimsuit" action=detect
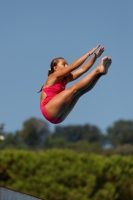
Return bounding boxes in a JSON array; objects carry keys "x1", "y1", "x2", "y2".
[{"x1": 40, "y1": 79, "x2": 67, "y2": 124}]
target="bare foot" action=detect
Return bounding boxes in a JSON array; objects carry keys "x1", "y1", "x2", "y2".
[
  {"x1": 95, "y1": 46, "x2": 104, "y2": 58},
  {"x1": 98, "y1": 56, "x2": 112, "y2": 74}
]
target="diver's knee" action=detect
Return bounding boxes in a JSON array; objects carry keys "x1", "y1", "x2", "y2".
[{"x1": 69, "y1": 85, "x2": 79, "y2": 94}]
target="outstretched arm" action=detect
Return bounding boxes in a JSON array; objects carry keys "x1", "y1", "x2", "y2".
[
  {"x1": 54, "y1": 44, "x2": 101, "y2": 78},
  {"x1": 67, "y1": 46, "x2": 104, "y2": 82},
  {"x1": 69, "y1": 44, "x2": 100, "y2": 69}
]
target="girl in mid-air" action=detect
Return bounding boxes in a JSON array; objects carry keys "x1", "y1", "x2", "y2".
[{"x1": 39, "y1": 44, "x2": 112, "y2": 124}]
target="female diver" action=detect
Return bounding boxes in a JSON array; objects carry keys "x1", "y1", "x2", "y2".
[{"x1": 39, "y1": 44, "x2": 112, "y2": 124}]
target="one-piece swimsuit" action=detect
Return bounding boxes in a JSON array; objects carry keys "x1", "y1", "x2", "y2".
[{"x1": 40, "y1": 78, "x2": 67, "y2": 124}]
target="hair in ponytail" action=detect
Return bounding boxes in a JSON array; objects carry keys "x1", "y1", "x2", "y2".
[
  {"x1": 37, "y1": 85, "x2": 43, "y2": 93},
  {"x1": 48, "y1": 69, "x2": 53, "y2": 76},
  {"x1": 38, "y1": 57, "x2": 64, "y2": 93}
]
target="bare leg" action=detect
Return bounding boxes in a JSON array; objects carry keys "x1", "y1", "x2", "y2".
[
  {"x1": 60, "y1": 58, "x2": 112, "y2": 121},
  {"x1": 60, "y1": 95, "x2": 80, "y2": 122},
  {"x1": 45, "y1": 56, "x2": 112, "y2": 119},
  {"x1": 60, "y1": 74, "x2": 102, "y2": 122},
  {"x1": 80, "y1": 74, "x2": 102, "y2": 95}
]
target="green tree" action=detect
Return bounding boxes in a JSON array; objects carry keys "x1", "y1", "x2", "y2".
[
  {"x1": 103, "y1": 144, "x2": 133, "y2": 156},
  {"x1": 18, "y1": 117, "x2": 50, "y2": 147},
  {"x1": 44, "y1": 136, "x2": 68, "y2": 149},
  {"x1": 53, "y1": 124, "x2": 103, "y2": 143},
  {"x1": 67, "y1": 140, "x2": 103, "y2": 154},
  {"x1": 0, "y1": 132, "x2": 25, "y2": 150},
  {"x1": 1, "y1": 150, "x2": 133, "y2": 200},
  {"x1": 106, "y1": 120, "x2": 133, "y2": 147}
]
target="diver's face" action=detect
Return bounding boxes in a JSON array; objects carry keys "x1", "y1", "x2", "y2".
[{"x1": 56, "y1": 59, "x2": 68, "y2": 69}]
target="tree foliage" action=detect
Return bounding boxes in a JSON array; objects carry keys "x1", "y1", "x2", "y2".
[
  {"x1": 0, "y1": 132, "x2": 27, "y2": 150},
  {"x1": 53, "y1": 124, "x2": 103, "y2": 143},
  {"x1": 1, "y1": 119, "x2": 133, "y2": 156},
  {"x1": 106, "y1": 120, "x2": 133, "y2": 146},
  {"x1": 18, "y1": 117, "x2": 50, "y2": 147},
  {"x1": 1, "y1": 150, "x2": 133, "y2": 200}
]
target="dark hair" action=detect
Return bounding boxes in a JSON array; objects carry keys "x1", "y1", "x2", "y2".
[
  {"x1": 38, "y1": 57, "x2": 64, "y2": 93},
  {"x1": 48, "y1": 57, "x2": 64, "y2": 76}
]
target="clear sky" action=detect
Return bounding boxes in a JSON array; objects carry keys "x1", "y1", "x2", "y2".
[{"x1": 1, "y1": 0, "x2": 133, "y2": 134}]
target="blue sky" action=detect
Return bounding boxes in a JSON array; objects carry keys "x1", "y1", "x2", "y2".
[{"x1": 1, "y1": 0, "x2": 133, "y2": 134}]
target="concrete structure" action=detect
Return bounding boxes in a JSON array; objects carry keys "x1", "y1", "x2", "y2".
[{"x1": 0, "y1": 186, "x2": 42, "y2": 200}]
